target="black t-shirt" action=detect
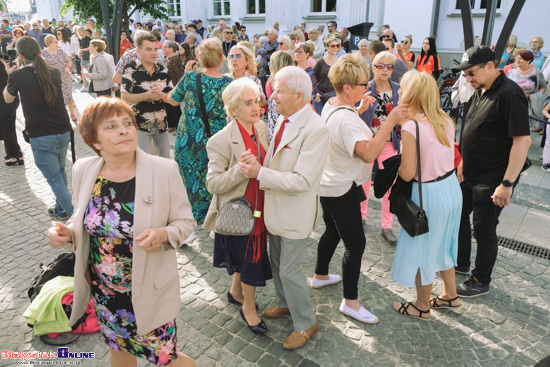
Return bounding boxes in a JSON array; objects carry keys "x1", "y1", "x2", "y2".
[
  {"x1": 0, "y1": 62, "x2": 19, "y2": 106},
  {"x1": 314, "y1": 58, "x2": 335, "y2": 94},
  {"x1": 7, "y1": 66, "x2": 71, "y2": 138},
  {"x1": 461, "y1": 71, "x2": 530, "y2": 185},
  {"x1": 79, "y1": 36, "x2": 91, "y2": 60}
]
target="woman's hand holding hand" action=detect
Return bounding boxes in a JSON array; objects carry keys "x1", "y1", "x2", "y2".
[
  {"x1": 238, "y1": 150, "x2": 261, "y2": 179},
  {"x1": 385, "y1": 104, "x2": 409, "y2": 126},
  {"x1": 47, "y1": 222, "x2": 71, "y2": 249},
  {"x1": 356, "y1": 91, "x2": 376, "y2": 115},
  {"x1": 136, "y1": 228, "x2": 168, "y2": 253},
  {"x1": 314, "y1": 93, "x2": 321, "y2": 103}
]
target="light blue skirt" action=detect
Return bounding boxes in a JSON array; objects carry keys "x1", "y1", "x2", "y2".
[{"x1": 391, "y1": 173, "x2": 463, "y2": 288}]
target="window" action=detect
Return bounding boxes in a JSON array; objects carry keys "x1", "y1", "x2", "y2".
[
  {"x1": 311, "y1": 0, "x2": 336, "y2": 13},
  {"x1": 247, "y1": 0, "x2": 265, "y2": 14},
  {"x1": 455, "y1": 0, "x2": 501, "y2": 10},
  {"x1": 166, "y1": 0, "x2": 181, "y2": 17},
  {"x1": 214, "y1": 0, "x2": 231, "y2": 16}
]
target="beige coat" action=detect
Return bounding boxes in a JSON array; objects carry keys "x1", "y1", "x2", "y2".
[
  {"x1": 65, "y1": 148, "x2": 196, "y2": 335},
  {"x1": 260, "y1": 106, "x2": 330, "y2": 239},
  {"x1": 203, "y1": 120, "x2": 269, "y2": 230}
]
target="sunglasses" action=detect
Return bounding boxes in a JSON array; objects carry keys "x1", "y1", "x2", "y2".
[
  {"x1": 462, "y1": 64, "x2": 486, "y2": 78},
  {"x1": 383, "y1": 35, "x2": 392, "y2": 38},
  {"x1": 278, "y1": 42, "x2": 284, "y2": 45},
  {"x1": 224, "y1": 32, "x2": 232, "y2": 34},
  {"x1": 401, "y1": 40, "x2": 409, "y2": 44},
  {"x1": 374, "y1": 63, "x2": 394, "y2": 70},
  {"x1": 228, "y1": 54, "x2": 243, "y2": 60},
  {"x1": 329, "y1": 44, "x2": 341, "y2": 49},
  {"x1": 355, "y1": 83, "x2": 368, "y2": 87}
]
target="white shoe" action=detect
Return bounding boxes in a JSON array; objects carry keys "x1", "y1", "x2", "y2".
[
  {"x1": 209, "y1": 231, "x2": 215, "y2": 240},
  {"x1": 79, "y1": 86, "x2": 88, "y2": 92},
  {"x1": 183, "y1": 232, "x2": 197, "y2": 244},
  {"x1": 339, "y1": 300, "x2": 379, "y2": 324},
  {"x1": 311, "y1": 274, "x2": 342, "y2": 288}
]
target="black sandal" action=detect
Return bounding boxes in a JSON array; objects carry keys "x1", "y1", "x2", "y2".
[
  {"x1": 395, "y1": 302, "x2": 431, "y2": 321},
  {"x1": 430, "y1": 296, "x2": 461, "y2": 309},
  {"x1": 4, "y1": 157, "x2": 24, "y2": 166}
]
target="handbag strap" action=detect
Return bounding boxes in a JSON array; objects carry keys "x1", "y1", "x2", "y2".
[
  {"x1": 413, "y1": 119, "x2": 423, "y2": 210},
  {"x1": 196, "y1": 72, "x2": 212, "y2": 137},
  {"x1": 253, "y1": 127, "x2": 261, "y2": 214}
]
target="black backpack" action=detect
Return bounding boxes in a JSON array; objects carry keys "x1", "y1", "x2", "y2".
[{"x1": 28, "y1": 252, "x2": 75, "y2": 301}]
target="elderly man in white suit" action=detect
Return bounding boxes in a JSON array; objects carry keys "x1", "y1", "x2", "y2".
[{"x1": 239, "y1": 66, "x2": 330, "y2": 350}]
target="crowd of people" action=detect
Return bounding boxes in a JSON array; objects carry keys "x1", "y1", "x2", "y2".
[{"x1": 0, "y1": 14, "x2": 544, "y2": 367}]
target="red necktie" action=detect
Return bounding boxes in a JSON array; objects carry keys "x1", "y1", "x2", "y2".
[{"x1": 272, "y1": 118, "x2": 289, "y2": 153}]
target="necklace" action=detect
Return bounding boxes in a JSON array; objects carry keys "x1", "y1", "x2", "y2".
[{"x1": 518, "y1": 66, "x2": 531, "y2": 74}]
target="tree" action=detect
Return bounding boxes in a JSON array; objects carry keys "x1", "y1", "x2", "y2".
[{"x1": 61, "y1": 0, "x2": 169, "y2": 61}]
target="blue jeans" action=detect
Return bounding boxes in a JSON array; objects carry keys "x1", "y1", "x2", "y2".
[
  {"x1": 30, "y1": 131, "x2": 74, "y2": 216},
  {"x1": 312, "y1": 91, "x2": 336, "y2": 115}
]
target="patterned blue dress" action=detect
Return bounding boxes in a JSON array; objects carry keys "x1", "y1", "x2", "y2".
[
  {"x1": 170, "y1": 71, "x2": 232, "y2": 224},
  {"x1": 85, "y1": 176, "x2": 178, "y2": 366}
]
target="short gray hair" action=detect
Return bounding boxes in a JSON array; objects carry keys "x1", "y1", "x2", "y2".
[
  {"x1": 278, "y1": 35, "x2": 290, "y2": 48},
  {"x1": 274, "y1": 66, "x2": 312, "y2": 103},
  {"x1": 358, "y1": 39, "x2": 369, "y2": 47},
  {"x1": 222, "y1": 78, "x2": 261, "y2": 119},
  {"x1": 259, "y1": 36, "x2": 268, "y2": 44}
]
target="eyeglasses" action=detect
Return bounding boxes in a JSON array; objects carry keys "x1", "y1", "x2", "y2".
[
  {"x1": 401, "y1": 40, "x2": 409, "y2": 44},
  {"x1": 374, "y1": 63, "x2": 394, "y2": 70},
  {"x1": 278, "y1": 42, "x2": 284, "y2": 45},
  {"x1": 383, "y1": 35, "x2": 392, "y2": 39},
  {"x1": 355, "y1": 83, "x2": 368, "y2": 87},
  {"x1": 329, "y1": 44, "x2": 341, "y2": 49},
  {"x1": 224, "y1": 32, "x2": 232, "y2": 34},
  {"x1": 462, "y1": 63, "x2": 486, "y2": 78},
  {"x1": 295, "y1": 50, "x2": 304, "y2": 54},
  {"x1": 228, "y1": 54, "x2": 243, "y2": 60}
]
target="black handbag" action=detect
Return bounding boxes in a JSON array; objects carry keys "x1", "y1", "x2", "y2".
[{"x1": 394, "y1": 120, "x2": 429, "y2": 237}]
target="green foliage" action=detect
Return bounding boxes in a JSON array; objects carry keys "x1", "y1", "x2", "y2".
[{"x1": 61, "y1": 0, "x2": 169, "y2": 29}]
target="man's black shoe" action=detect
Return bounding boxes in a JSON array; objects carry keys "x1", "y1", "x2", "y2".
[
  {"x1": 455, "y1": 266, "x2": 471, "y2": 275},
  {"x1": 457, "y1": 277, "x2": 489, "y2": 298}
]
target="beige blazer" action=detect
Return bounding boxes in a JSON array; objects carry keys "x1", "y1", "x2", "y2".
[
  {"x1": 260, "y1": 106, "x2": 330, "y2": 239},
  {"x1": 65, "y1": 148, "x2": 196, "y2": 335},
  {"x1": 203, "y1": 120, "x2": 269, "y2": 230}
]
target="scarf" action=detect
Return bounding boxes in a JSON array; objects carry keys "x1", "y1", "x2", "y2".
[
  {"x1": 237, "y1": 121, "x2": 267, "y2": 263},
  {"x1": 531, "y1": 49, "x2": 543, "y2": 60}
]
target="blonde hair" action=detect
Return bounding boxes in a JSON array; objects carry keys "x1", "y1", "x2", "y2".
[
  {"x1": 44, "y1": 34, "x2": 56, "y2": 46},
  {"x1": 372, "y1": 51, "x2": 396, "y2": 65},
  {"x1": 222, "y1": 77, "x2": 261, "y2": 119},
  {"x1": 399, "y1": 71, "x2": 454, "y2": 147},
  {"x1": 268, "y1": 50, "x2": 294, "y2": 82},
  {"x1": 90, "y1": 39, "x2": 105, "y2": 53},
  {"x1": 328, "y1": 53, "x2": 369, "y2": 94},
  {"x1": 294, "y1": 29, "x2": 305, "y2": 43},
  {"x1": 227, "y1": 44, "x2": 257, "y2": 76},
  {"x1": 198, "y1": 38, "x2": 223, "y2": 68},
  {"x1": 530, "y1": 35, "x2": 544, "y2": 49}
]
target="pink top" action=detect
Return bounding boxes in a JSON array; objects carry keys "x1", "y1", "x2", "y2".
[
  {"x1": 402, "y1": 117, "x2": 455, "y2": 182},
  {"x1": 307, "y1": 57, "x2": 316, "y2": 69},
  {"x1": 265, "y1": 81, "x2": 273, "y2": 99}
]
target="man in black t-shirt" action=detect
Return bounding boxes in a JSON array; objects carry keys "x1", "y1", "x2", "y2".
[{"x1": 453, "y1": 46, "x2": 531, "y2": 298}]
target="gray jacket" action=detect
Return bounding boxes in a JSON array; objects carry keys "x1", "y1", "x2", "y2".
[{"x1": 88, "y1": 53, "x2": 114, "y2": 92}]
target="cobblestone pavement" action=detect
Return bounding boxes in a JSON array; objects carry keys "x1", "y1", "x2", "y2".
[{"x1": 0, "y1": 87, "x2": 549, "y2": 367}]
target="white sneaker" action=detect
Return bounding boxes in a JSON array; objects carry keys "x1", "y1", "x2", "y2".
[
  {"x1": 79, "y1": 86, "x2": 88, "y2": 92},
  {"x1": 183, "y1": 232, "x2": 197, "y2": 244},
  {"x1": 209, "y1": 231, "x2": 215, "y2": 239},
  {"x1": 311, "y1": 274, "x2": 342, "y2": 288},
  {"x1": 339, "y1": 300, "x2": 379, "y2": 324}
]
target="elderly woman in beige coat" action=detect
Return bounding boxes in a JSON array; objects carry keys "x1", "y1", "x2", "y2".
[
  {"x1": 204, "y1": 78, "x2": 271, "y2": 334},
  {"x1": 47, "y1": 98, "x2": 196, "y2": 367}
]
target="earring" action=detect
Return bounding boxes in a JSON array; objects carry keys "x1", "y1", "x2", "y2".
[{"x1": 345, "y1": 93, "x2": 352, "y2": 103}]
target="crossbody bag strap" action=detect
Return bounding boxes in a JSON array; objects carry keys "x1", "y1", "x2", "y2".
[
  {"x1": 413, "y1": 119, "x2": 423, "y2": 210},
  {"x1": 196, "y1": 72, "x2": 212, "y2": 137},
  {"x1": 253, "y1": 128, "x2": 261, "y2": 214}
]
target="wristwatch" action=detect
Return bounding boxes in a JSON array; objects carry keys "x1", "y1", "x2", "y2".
[{"x1": 501, "y1": 179, "x2": 513, "y2": 187}]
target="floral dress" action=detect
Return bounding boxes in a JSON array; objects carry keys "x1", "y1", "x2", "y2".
[
  {"x1": 84, "y1": 176, "x2": 178, "y2": 366},
  {"x1": 171, "y1": 71, "x2": 232, "y2": 224},
  {"x1": 42, "y1": 48, "x2": 73, "y2": 105}
]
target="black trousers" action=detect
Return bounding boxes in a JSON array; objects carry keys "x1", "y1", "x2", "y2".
[
  {"x1": 457, "y1": 182, "x2": 505, "y2": 285},
  {"x1": 0, "y1": 100, "x2": 22, "y2": 159},
  {"x1": 315, "y1": 184, "x2": 366, "y2": 300}
]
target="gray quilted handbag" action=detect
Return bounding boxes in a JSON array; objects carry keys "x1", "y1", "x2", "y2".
[{"x1": 215, "y1": 198, "x2": 255, "y2": 236}]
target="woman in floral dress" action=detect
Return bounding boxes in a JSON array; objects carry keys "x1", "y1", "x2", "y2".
[
  {"x1": 47, "y1": 98, "x2": 197, "y2": 367},
  {"x1": 168, "y1": 38, "x2": 232, "y2": 226}
]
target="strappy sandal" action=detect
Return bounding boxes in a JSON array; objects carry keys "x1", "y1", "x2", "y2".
[
  {"x1": 430, "y1": 296, "x2": 461, "y2": 309},
  {"x1": 395, "y1": 302, "x2": 431, "y2": 321},
  {"x1": 4, "y1": 156, "x2": 24, "y2": 166}
]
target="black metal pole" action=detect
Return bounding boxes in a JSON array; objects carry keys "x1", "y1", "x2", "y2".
[
  {"x1": 458, "y1": 0, "x2": 474, "y2": 50},
  {"x1": 481, "y1": 0, "x2": 497, "y2": 46},
  {"x1": 493, "y1": 0, "x2": 526, "y2": 64}
]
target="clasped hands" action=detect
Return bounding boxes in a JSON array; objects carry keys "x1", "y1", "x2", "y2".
[
  {"x1": 238, "y1": 150, "x2": 261, "y2": 179},
  {"x1": 47, "y1": 222, "x2": 167, "y2": 253}
]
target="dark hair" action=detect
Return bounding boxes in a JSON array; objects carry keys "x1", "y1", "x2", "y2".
[
  {"x1": 419, "y1": 37, "x2": 438, "y2": 66},
  {"x1": 15, "y1": 37, "x2": 58, "y2": 110},
  {"x1": 79, "y1": 97, "x2": 138, "y2": 156},
  {"x1": 187, "y1": 23, "x2": 197, "y2": 31},
  {"x1": 383, "y1": 38, "x2": 395, "y2": 48},
  {"x1": 151, "y1": 30, "x2": 162, "y2": 42},
  {"x1": 164, "y1": 40, "x2": 178, "y2": 53},
  {"x1": 369, "y1": 40, "x2": 386, "y2": 54},
  {"x1": 328, "y1": 21, "x2": 337, "y2": 29},
  {"x1": 179, "y1": 42, "x2": 192, "y2": 63},
  {"x1": 518, "y1": 50, "x2": 535, "y2": 63},
  {"x1": 57, "y1": 28, "x2": 69, "y2": 43},
  {"x1": 90, "y1": 39, "x2": 106, "y2": 53}
]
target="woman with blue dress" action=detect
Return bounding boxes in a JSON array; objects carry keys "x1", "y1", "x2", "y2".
[
  {"x1": 392, "y1": 71, "x2": 463, "y2": 320},
  {"x1": 168, "y1": 38, "x2": 233, "y2": 231}
]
